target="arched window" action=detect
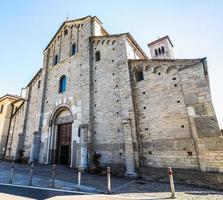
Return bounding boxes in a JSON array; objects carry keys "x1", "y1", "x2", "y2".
[
  {"x1": 155, "y1": 49, "x2": 158, "y2": 56},
  {"x1": 161, "y1": 46, "x2": 165, "y2": 53},
  {"x1": 64, "y1": 29, "x2": 68, "y2": 36},
  {"x1": 59, "y1": 75, "x2": 66, "y2": 93},
  {"x1": 95, "y1": 51, "x2": 100, "y2": 62},
  {"x1": 158, "y1": 48, "x2": 161, "y2": 55},
  {"x1": 135, "y1": 70, "x2": 144, "y2": 82},
  {"x1": 37, "y1": 80, "x2": 41, "y2": 89},
  {"x1": 71, "y1": 43, "x2": 76, "y2": 56},
  {"x1": 54, "y1": 55, "x2": 59, "y2": 66}
]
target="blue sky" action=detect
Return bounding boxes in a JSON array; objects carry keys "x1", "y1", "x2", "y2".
[{"x1": 0, "y1": 0, "x2": 222, "y2": 128}]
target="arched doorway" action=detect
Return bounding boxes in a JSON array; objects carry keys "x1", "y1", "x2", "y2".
[
  {"x1": 48, "y1": 105, "x2": 73, "y2": 165},
  {"x1": 56, "y1": 123, "x2": 71, "y2": 165}
]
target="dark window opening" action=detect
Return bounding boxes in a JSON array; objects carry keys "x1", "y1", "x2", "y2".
[
  {"x1": 155, "y1": 49, "x2": 158, "y2": 56},
  {"x1": 95, "y1": 51, "x2": 101, "y2": 62},
  {"x1": 158, "y1": 48, "x2": 161, "y2": 55},
  {"x1": 172, "y1": 77, "x2": 176, "y2": 80},
  {"x1": 177, "y1": 100, "x2": 180, "y2": 103},
  {"x1": 64, "y1": 29, "x2": 68, "y2": 36},
  {"x1": 0, "y1": 105, "x2": 3, "y2": 113},
  {"x1": 181, "y1": 125, "x2": 185, "y2": 128},
  {"x1": 158, "y1": 72, "x2": 161, "y2": 76},
  {"x1": 59, "y1": 75, "x2": 66, "y2": 93},
  {"x1": 37, "y1": 80, "x2": 41, "y2": 89},
  {"x1": 135, "y1": 70, "x2": 144, "y2": 82},
  {"x1": 161, "y1": 46, "x2": 165, "y2": 53},
  {"x1": 143, "y1": 91, "x2": 145, "y2": 94},
  {"x1": 54, "y1": 55, "x2": 59, "y2": 66},
  {"x1": 149, "y1": 151, "x2": 152, "y2": 155},
  {"x1": 71, "y1": 43, "x2": 76, "y2": 56},
  {"x1": 174, "y1": 84, "x2": 178, "y2": 87}
]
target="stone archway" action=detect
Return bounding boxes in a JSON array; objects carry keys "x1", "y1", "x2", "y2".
[{"x1": 47, "y1": 105, "x2": 74, "y2": 165}]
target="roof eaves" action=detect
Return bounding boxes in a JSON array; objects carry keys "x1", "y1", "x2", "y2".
[
  {"x1": 125, "y1": 33, "x2": 149, "y2": 59},
  {"x1": 26, "y1": 68, "x2": 42, "y2": 87}
]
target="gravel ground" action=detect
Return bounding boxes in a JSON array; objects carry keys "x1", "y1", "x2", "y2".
[{"x1": 113, "y1": 180, "x2": 223, "y2": 200}]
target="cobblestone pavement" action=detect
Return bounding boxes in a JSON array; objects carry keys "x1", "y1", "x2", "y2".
[
  {"x1": 0, "y1": 161, "x2": 222, "y2": 199},
  {"x1": 113, "y1": 180, "x2": 223, "y2": 199}
]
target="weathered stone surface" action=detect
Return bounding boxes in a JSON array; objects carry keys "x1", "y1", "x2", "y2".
[{"x1": 194, "y1": 116, "x2": 220, "y2": 137}]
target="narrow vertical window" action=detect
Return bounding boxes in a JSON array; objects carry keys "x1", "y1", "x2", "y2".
[
  {"x1": 135, "y1": 70, "x2": 144, "y2": 82},
  {"x1": 95, "y1": 51, "x2": 101, "y2": 62},
  {"x1": 37, "y1": 80, "x2": 41, "y2": 89},
  {"x1": 161, "y1": 46, "x2": 165, "y2": 54},
  {"x1": 54, "y1": 55, "x2": 59, "y2": 66},
  {"x1": 158, "y1": 48, "x2": 161, "y2": 55},
  {"x1": 155, "y1": 49, "x2": 158, "y2": 56},
  {"x1": 64, "y1": 29, "x2": 68, "y2": 36},
  {"x1": 71, "y1": 43, "x2": 76, "y2": 56},
  {"x1": 59, "y1": 75, "x2": 66, "y2": 93},
  {"x1": 0, "y1": 105, "x2": 3, "y2": 113}
]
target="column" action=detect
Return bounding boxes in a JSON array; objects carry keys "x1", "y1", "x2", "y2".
[
  {"x1": 80, "y1": 124, "x2": 88, "y2": 169},
  {"x1": 122, "y1": 118, "x2": 137, "y2": 178}
]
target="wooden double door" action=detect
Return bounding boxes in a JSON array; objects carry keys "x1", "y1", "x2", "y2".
[{"x1": 56, "y1": 123, "x2": 71, "y2": 165}]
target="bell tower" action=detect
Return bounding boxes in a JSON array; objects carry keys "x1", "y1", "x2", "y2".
[{"x1": 148, "y1": 35, "x2": 174, "y2": 59}]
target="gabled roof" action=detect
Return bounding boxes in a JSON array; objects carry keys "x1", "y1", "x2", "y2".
[
  {"x1": 44, "y1": 15, "x2": 100, "y2": 51},
  {"x1": 0, "y1": 94, "x2": 25, "y2": 103},
  {"x1": 148, "y1": 35, "x2": 174, "y2": 47}
]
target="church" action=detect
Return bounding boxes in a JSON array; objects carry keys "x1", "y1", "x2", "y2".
[{"x1": 0, "y1": 16, "x2": 223, "y2": 181}]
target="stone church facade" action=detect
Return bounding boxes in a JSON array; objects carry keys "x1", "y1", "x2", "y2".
[{"x1": 1, "y1": 16, "x2": 223, "y2": 181}]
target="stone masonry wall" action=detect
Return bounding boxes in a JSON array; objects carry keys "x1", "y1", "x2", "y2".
[
  {"x1": 129, "y1": 59, "x2": 200, "y2": 170},
  {"x1": 129, "y1": 59, "x2": 223, "y2": 174},
  {"x1": 6, "y1": 101, "x2": 26, "y2": 160},
  {"x1": 90, "y1": 34, "x2": 145, "y2": 173},
  {"x1": 23, "y1": 71, "x2": 43, "y2": 159},
  {"x1": 179, "y1": 59, "x2": 223, "y2": 172}
]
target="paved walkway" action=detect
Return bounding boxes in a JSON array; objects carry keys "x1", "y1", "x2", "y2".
[
  {"x1": 0, "y1": 161, "x2": 130, "y2": 193},
  {"x1": 0, "y1": 161, "x2": 222, "y2": 199}
]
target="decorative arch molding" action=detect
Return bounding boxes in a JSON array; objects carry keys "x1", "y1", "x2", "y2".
[
  {"x1": 130, "y1": 64, "x2": 143, "y2": 73},
  {"x1": 166, "y1": 65, "x2": 178, "y2": 74},
  {"x1": 153, "y1": 66, "x2": 164, "y2": 74},
  {"x1": 48, "y1": 104, "x2": 74, "y2": 127},
  {"x1": 144, "y1": 65, "x2": 151, "y2": 72}
]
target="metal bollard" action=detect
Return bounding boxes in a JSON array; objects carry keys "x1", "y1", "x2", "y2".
[
  {"x1": 107, "y1": 166, "x2": 111, "y2": 194},
  {"x1": 77, "y1": 166, "x2": 82, "y2": 191},
  {"x1": 51, "y1": 164, "x2": 56, "y2": 188},
  {"x1": 168, "y1": 167, "x2": 176, "y2": 199},
  {"x1": 9, "y1": 162, "x2": 15, "y2": 184},
  {"x1": 28, "y1": 163, "x2": 34, "y2": 186}
]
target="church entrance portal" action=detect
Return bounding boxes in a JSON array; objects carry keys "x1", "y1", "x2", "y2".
[{"x1": 56, "y1": 123, "x2": 72, "y2": 165}]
